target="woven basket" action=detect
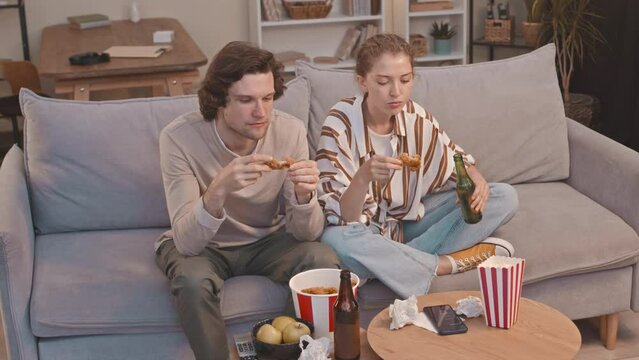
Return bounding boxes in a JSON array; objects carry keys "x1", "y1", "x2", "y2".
[
  {"x1": 282, "y1": 0, "x2": 332, "y2": 19},
  {"x1": 485, "y1": 17, "x2": 514, "y2": 42},
  {"x1": 409, "y1": 34, "x2": 428, "y2": 57},
  {"x1": 565, "y1": 93, "x2": 600, "y2": 128},
  {"x1": 522, "y1": 22, "x2": 542, "y2": 47}
]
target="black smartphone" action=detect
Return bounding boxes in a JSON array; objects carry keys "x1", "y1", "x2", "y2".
[{"x1": 423, "y1": 304, "x2": 468, "y2": 335}]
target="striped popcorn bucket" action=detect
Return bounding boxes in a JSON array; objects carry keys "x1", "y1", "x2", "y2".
[
  {"x1": 477, "y1": 256, "x2": 525, "y2": 329},
  {"x1": 289, "y1": 269, "x2": 359, "y2": 339}
]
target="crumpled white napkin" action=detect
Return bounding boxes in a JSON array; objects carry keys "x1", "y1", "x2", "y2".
[
  {"x1": 298, "y1": 335, "x2": 331, "y2": 360},
  {"x1": 388, "y1": 295, "x2": 437, "y2": 333},
  {"x1": 455, "y1": 296, "x2": 483, "y2": 318}
]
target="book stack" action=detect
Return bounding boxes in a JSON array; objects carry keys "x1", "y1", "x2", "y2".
[
  {"x1": 343, "y1": 0, "x2": 381, "y2": 16},
  {"x1": 334, "y1": 23, "x2": 378, "y2": 61},
  {"x1": 67, "y1": 14, "x2": 111, "y2": 29},
  {"x1": 335, "y1": 27, "x2": 361, "y2": 61},
  {"x1": 351, "y1": 23, "x2": 378, "y2": 57},
  {"x1": 261, "y1": 0, "x2": 283, "y2": 21}
]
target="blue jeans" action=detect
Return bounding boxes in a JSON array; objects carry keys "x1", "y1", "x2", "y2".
[{"x1": 321, "y1": 183, "x2": 518, "y2": 298}]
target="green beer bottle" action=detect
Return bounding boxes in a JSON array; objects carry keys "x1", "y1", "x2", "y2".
[{"x1": 453, "y1": 153, "x2": 482, "y2": 224}]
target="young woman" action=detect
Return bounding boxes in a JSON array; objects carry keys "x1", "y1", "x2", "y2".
[{"x1": 316, "y1": 34, "x2": 518, "y2": 298}]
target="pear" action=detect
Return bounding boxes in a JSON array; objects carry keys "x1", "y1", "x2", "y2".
[
  {"x1": 256, "y1": 324, "x2": 282, "y2": 345},
  {"x1": 282, "y1": 321, "x2": 311, "y2": 344},
  {"x1": 271, "y1": 315, "x2": 296, "y2": 332}
]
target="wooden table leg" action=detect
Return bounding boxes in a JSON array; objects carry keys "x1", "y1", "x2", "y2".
[
  {"x1": 600, "y1": 313, "x2": 619, "y2": 350},
  {"x1": 599, "y1": 315, "x2": 607, "y2": 344},
  {"x1": 73, "y1": 83, "x2": 90, "y2": 101},
  {"x1": 605, "y1": 313, "x2": 619, "y2": 350},
  {"x1": 166, "y1": 76, "x2": 184, "y2": 96}
]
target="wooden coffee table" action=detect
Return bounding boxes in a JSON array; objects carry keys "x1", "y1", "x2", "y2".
[{"x1": 367, "y1": 290, "x2": 581, "y2": 360}]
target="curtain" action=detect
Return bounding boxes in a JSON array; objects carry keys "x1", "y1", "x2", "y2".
[{"x1": 570, "y1": 0, "x2": 639, "y2": 152}]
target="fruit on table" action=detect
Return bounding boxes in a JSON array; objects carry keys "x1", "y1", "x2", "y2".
[
  {"x1": 282, "y1": 321, "x2": 311, "y2": 344},
  {"x1": 271, "y1": 315, "x2": 296, "y2": 332},
  {"x1": 256, "y1": 324, "x2": 283, "y2": 345}
]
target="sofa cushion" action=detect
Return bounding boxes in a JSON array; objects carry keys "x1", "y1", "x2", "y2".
[
  {"x1": 20, "y1": 90, "x2": 197, "y2": 234},
  {"x1": 30, "y1": 228, "x2": 290, "y2": 337},
  {"x1": 296, "y1": 44, "x2": 569, "y2": 184},
  {"x1": 275, "y1": 76, "x2": 311, "y2": 130},
  {"x1": 295, "y1": 64, "x2": 359, "y2": 157},
  {"x1": 357, "y1": 182, "x2": 639, "y2": 308}
]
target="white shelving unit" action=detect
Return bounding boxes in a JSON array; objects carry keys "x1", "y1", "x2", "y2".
[
  {"x1": 393, "y1": 0, "x2": 468, "y2": 65},
  {"x1": 249, "y1": 0, "x2": 387, "y2": 73}
]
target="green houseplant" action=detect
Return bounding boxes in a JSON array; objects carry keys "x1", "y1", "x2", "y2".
[
  {"x1": 542, "y1": 0, "x2": 604, "y2": 102},
  {"x1": 540, "y1": 0, "x2": 605, "y2": 126},
  {"x1": 525, "y1": 0, "x2": 545, "y2": 22},
  {"x1": 429, "y1": 21, "x2": 456, "y2": 55}
]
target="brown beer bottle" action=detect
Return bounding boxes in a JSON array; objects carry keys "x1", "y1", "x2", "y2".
[
  {"x1": 334, "y1": 269, "x2": 360, "y2": 360},
  {"x1": 453, "y1": 153, "x2": 482, "y2": 224}
]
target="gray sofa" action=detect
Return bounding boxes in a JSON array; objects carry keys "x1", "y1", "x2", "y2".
[{"x1": 0, "y1": 44, "x2": 637, "y2": 359}]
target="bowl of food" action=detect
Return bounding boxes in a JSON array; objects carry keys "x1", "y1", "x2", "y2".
[
  {"x1": 289, "y1": 268, "x2": 360, "y2": 339},
  {"x1": 251, "y1": 316, "x2": 314, "y2": 360}
]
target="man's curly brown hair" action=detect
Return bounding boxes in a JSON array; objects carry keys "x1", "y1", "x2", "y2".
[{"x1": 198, "y1": 41, "x2": 285, "y2": 121}]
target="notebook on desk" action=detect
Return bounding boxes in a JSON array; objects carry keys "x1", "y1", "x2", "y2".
[{"x1": 103, "y1": 45, "x2": 172, "y2": 58}]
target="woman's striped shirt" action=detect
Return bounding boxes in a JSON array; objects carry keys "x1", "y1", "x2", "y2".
[{"x1": 316, "y1": 95, "x2": 475, "y2": 242}]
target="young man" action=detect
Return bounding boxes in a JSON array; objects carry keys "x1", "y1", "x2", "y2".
[{"x1": 156, "y1": 41, "x2": 339, "y2": 360}]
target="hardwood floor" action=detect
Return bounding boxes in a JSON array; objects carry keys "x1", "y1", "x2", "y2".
[{"x1": 576, "y1": 311, "x2": 639, "y2": 360}]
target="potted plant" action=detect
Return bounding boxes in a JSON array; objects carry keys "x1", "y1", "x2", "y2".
[
  {"x1": 522, "y1": 0, "x2": 545, "y2": 47},
  {"x1": 541, "y1": 0, "x2": 605, "y2": 126},
  {"x1": 429, "y1": 21, "x2": 456, "y2": 55}
]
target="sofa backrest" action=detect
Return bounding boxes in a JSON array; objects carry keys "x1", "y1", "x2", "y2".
[
  {"x1": 295, "y1": 44, "x2": 569, "y2": 185},
  {"x1": 20, "y1": 45, "x2": 567, "y2": 234},
  {"x1": 20, "y1": 91, "x2": 197, "y2": 234},
  {"x1": 19, "y1": 81, "x2": 310, "y2": 235}
]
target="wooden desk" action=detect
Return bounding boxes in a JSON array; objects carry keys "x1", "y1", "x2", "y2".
[
  {"x1": 39, "y1": 18, "x2": 207, "y2": 100},
  {"x1": 368, "y1": 291, "x2": 581, "y2": 360}
]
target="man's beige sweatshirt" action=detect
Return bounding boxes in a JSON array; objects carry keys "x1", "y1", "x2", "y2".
[{"x1": 155, "y1": 110, "x2": 325, "y2": 256}]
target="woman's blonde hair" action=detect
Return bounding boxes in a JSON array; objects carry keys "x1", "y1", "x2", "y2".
[{"x1": 355, "y1": 34, "x2": 414, "y2": 77}]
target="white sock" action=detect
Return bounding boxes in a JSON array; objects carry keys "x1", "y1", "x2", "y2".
[{"x1": 445, "y1": 255, "x2": 458, "y2": 274}]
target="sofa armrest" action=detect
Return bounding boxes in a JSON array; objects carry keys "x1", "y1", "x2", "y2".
[
  {"x1": 566, "y1": 119, "x2": 639, "y2": 233},
  {"x1": 0, "y1": 145, "x2": 37, "y2": 360}
]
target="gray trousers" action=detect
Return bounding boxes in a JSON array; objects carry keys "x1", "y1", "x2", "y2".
[{"x1": 156, "y1": 231, "x2": 340, "y2": 360}]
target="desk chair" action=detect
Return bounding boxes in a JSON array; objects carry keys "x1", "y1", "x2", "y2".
[{"x1": 0, "y1": 61, "x2": 44, "y2": 148}]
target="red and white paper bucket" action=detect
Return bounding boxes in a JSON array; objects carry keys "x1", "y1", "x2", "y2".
[
  {"x1": 289, "y1": 268, "x2": 359, "y2": 339},
  {"x1": 477, "y1": 256, "x2": 525, "y2": 329}
]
